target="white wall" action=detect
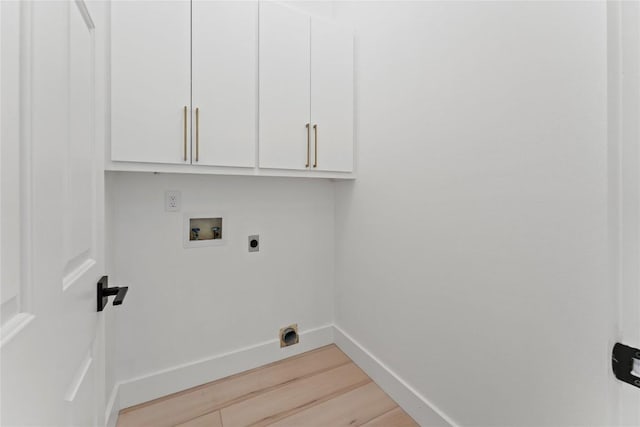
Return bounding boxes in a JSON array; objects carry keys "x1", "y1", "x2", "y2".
[
  {"x1": 107, "y1": 172, "x2": 334, "y2": 392},
  {"x1": 334, "y1": 2, "x2": 613, "y2": 425}
]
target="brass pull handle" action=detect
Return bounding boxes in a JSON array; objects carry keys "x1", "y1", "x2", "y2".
[
  {"x1": 195, "y1": 107, "x2": 200, "y2": 162},
  {"x1": 183, "y1": 106, "x2": 188, "y2": 162},
  {"x1": 313, "y1": 124, "x2": 318, "y2": 168},
  {"x1": 305, "y1": 123, "x2": 310, "y2": 168}
]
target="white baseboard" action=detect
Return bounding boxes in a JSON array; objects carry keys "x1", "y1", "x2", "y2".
[
  {"x1": 116, "y1": 324, "x2": 334, "y2": 410},
  {"x1": 106, "y1": 324, "x2": 455, "y2": 427},
  {"x1": 333, "y1": 325, "x2": 457, "y2": 427},
  {"x1": 105, "y1": 384, "x2": 119, "y2": 427}
]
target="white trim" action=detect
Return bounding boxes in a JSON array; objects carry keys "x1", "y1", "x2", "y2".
[
  {"x1": 105, "y1": 383, "x2": 120, "y2": 427},
  {"x1": 333, "y1": 325, "x2": 457, "y2": 427},
  {"x1": 64, "y1": 352, "x2": 93, "y2": 402},
  {"x1": 19, "y1": 0, "x2": 34, "y2": 316},
  {"x1": 116, "y1": 324, "x2": 333, "y2": 409},
  {"x1": 62, "y1": 257, "x2": 96, "y2": 291},
  {"x1": 105, "y1": 162, "x2": 356, "y2": 180},
  {"x1": 0, "y1": 313, "x2": 35, "y2": 348},
  {"x1": 103, "y1": 324, "x2": 458, "y2": 426}
]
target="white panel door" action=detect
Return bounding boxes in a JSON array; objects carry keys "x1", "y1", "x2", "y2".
[
  {"x1": 311, "y1": 18, "x2": 354, "y2": 173},
  {"x1": 192, "y1": 1, "x2": 257, "y2": 168},
  {"x1": 612, "y1": 0, "x2": 640, "y2": 423},
  {"x1": 259, "y1": 1, "x2": 311, "y2": 171},
  {"x1": 1, "y1": 1, "x2": 107, "y2": 426},
  {"x1": 111, "y1": 0, "x2": 190, "y2": 164}
]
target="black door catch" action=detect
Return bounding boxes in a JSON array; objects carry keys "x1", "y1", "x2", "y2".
[
  {"x1": 97, "y1": 276, "x2": 128, "y2": 312},
  {"x1": 612, "y1": 342, "x2": 640, "y2": 389}
]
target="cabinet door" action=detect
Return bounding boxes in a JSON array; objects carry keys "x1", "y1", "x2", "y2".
[
  {"x1": 111, "y1": 1, "x2": 191, "y2": 164},
  {"x1": 311, "y1": 18, "x2": 354, "y2": 172},
  {"x1": 259, "y1": 1, "x2": 311, "y2": 170},
  {"x1": 192, "y1": 1, "x2": 257, "y2": 168}
]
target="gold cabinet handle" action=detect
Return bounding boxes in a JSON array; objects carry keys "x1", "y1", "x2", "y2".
[
  {"x1": 195, "y1": 107, "x2": 200, "y2": 162},
  {"x1": 313, "y1": 124, "x2": 318, "y2": 168},
  {"x1": 305, "y1": 123, "x2": 310, "y2": 168},
  {"x1": 183, "y1": 106, "x2": 188, "y2": 162}
]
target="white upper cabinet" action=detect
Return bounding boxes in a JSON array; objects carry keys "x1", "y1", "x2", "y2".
[
  {"x1": 111, "y1": 0, "x2": 191, "y2": 164},
  {"x1": 109, "y1": 1, "x2": 354, "y2": 177},
  {"x1": 192, "y1": 1, "x2": 258, "y2": 168},
  {"x1": 311, "y1": 19, "x2": 354, "y2": 172},
  {"x1": 259, "y1": 1, "x2": 311, "y2": 171},
  {"x1": 259, "y1": 2, "x2": 354, "y2": 173}
]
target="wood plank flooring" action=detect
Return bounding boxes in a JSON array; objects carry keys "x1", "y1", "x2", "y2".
[{"x1": 117, "y1": 345, "x2": 418, "y2": 427}]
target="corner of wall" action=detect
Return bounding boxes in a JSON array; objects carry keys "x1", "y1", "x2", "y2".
[
  {"x1": 332, "y1": 324, "x2": 456, "y2": 427},
  {"x1": 105, "y1": 383, "x2": 120, "y2": 427}
]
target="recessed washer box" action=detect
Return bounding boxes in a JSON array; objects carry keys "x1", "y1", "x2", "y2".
[{"x1": 183, "y1": 213, "x2": 225, "y2": 248}]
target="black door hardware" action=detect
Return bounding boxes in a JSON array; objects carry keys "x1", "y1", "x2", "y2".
[
  {"x1": 612, "y1": 342, "x2": 640, "y2": 389},
  {"x1": 97, "y1": 276, "x2": 128, "y2": 312}
]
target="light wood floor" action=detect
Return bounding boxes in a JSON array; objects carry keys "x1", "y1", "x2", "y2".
[{"x1": 117, "y1": 344, "x2": 418, "y2": 427}]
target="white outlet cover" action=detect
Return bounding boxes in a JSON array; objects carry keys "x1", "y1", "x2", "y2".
[{"x1": 165, "y1": 190, "x2": 181, "y2": 212}]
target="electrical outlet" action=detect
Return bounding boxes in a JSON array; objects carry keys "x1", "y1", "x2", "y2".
[{"x1": 165, "y1": 191, "x2": 181, "y2": 212}]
